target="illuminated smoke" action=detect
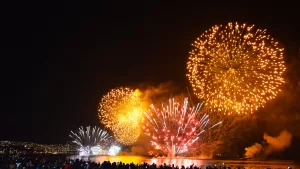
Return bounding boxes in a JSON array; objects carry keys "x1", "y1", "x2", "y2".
[{"x1": 245, "y1": 130, "x2": 292, "y2": 158}]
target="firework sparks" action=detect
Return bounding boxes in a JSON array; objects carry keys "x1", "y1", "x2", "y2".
[
  {"x1": 112, "y1": 109, "x2": 142, "y2": 145},
  {"x1": 69, "y1": 126, "x2": 112, "y2": 156},
  {"x1": 187, "y1": 22, "x2": 286, "y2": 115},
  {"x1": 108, "y1": 145, "x2": 122, "y2": 156},
  {"x1": 98, "y1": 87, "x2": 144, "y2": 145},
  {"x1": 142, "y1": 97, "x2": 222, "y2": 157}
]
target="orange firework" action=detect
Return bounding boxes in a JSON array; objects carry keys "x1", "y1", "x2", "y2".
[
  {"x1": 98, "y1": 87, "x2": 144, "y2": 145},
  {"x1": 187, "y1": 22, "x2": 286, "y2": 115}
]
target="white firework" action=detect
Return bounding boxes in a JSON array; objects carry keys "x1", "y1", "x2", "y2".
[
  {"x1": 108, "y1": 145, "x2": 121, "y2": 156},
  {"x1": 69, "y1": 126, "x2": 112, "y2": 156}
]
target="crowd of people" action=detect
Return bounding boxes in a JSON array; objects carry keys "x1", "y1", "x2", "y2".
[
  {"x1": 0, "y1": 156, "x2": 233, "y2": 169},
  {"x1": 0, "y1": 155, "x2": 293, "y2": 169}
]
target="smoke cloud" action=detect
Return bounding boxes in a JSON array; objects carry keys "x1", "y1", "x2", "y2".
[
  {"x1": 137, "y1": 82, "x2": 186, "y2": 108},
  {"x1": 244, "y1": 130, "x2": 292, "y2": 158},
  {"x1": 131, "y1": 146, "x2": 147, "y2": 155},
  {"x1": 245, "y1": 143, "x2": 263, "y2": 158},
  {"x1": 142, "y1": 82, "x2": 173, "y2": 100},
  {"x1": 264, "y1": 130, "x2": 292, "y2": 155}
]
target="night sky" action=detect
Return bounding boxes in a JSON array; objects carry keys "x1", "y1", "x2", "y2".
[{"x1": 1, "y1": 1, "x2": 299, "y2": 150}]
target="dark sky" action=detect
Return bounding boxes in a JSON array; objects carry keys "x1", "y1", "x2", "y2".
[{"x1": 0, "y1": 2, "x2": 299, "y2": 146}]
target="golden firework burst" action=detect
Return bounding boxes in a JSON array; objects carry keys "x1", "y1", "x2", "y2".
[
  {"x1": 98, "y1": 87, "x2": 143, "y2": 145},
  {"x1": 187, "y1": 22, "x2": 286, "y2": 115}
]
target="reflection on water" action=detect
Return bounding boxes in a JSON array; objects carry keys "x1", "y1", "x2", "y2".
[
  {"x1": 151, "y1": 158, "x2": 206, "y2": 167},
  {"x1": 97, "y1": 156, "x2": 145, "y2": 164},
  {"x1": 69, "y1": 155, "x2": 147, "y2": 164},
  {"x1": 68, "y1": 155, "x2": 299, "y2": 169}
]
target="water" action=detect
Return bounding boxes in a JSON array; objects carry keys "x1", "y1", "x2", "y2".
[{"x1": 68, "y1": 155, "x2": 300, "y2": 169}]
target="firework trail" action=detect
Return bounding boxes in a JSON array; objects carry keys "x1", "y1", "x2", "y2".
[
  {"x1": 142, "y1": 97, "x2": 222, "y2": 157},
  {"x1": 187, "y1": 22, "x2": 286, "y2": 115}
]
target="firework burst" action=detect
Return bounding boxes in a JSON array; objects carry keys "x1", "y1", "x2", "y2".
[
  {"x1": 187, "y1": 22, "x2": 286, "y2": 115},
  {"x1": 98, "y1": 87, "x2": 144, "y2": 145},
  {"x1": 69, "y1": 126, "x2": 112, "y2": 156},
  {"x1": 108, "y1": 145, "x2": 122, "y2": 156},
  {"x1": 112, "y1": 110, "x2": 142, "y2": 145},
  {"x1": 142, "y1": 97, "x2": 222, "y2": 157}
]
